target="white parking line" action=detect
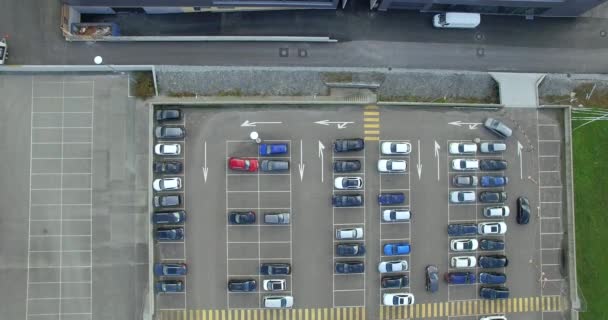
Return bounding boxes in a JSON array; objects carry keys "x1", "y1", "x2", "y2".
[
  {"x1": 540, "y1": 186, "x2": 562, "y2": 188},
  {"x1": 334, "y1": 289, "x2": 365, "y2": 292},
  {"x1": 541, "y1": 248, "x2": 562, "y2": 250}
]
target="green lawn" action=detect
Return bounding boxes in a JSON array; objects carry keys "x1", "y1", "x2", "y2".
[{"x1": 573, "y1": 113, "x2": 608, "y2": 319}]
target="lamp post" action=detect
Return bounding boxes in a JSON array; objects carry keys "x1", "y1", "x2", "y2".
[{"x1": 250, "y1": 131, "x2": 261, "y2": 144}]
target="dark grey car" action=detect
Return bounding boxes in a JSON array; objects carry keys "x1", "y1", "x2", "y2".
[
  {"x1": 153, "y1": 195, "x2": 181, "y2": 208},
  {"x1": 484, "y1": 118, "x2": 512, "y2": 138},
  {"x1": 264, "y1": 213, "x2": 290, "y2": 224},
  {"x1": 155, "y1": 109, "x2": 182, "y2": 121},
  {"x1": 261, "y1": 160, "x2": 289, "y2": 172},
  {"x1": 155, "y1": 126, "x2": 185, "y2": 139}
]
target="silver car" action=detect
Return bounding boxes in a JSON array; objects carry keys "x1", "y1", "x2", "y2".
[
  {"x1": 335, "y1": 227, "x2": 364, "y2": 240},
  {"x1": 263, "y1": 296, "x2": 293, "y2": 308},
  {"x1": 484, "y1": 118, "x2": 513, "y2": 138},
  {"x1": 264, "y1": 213, "x2": 290, "y2": 224}
]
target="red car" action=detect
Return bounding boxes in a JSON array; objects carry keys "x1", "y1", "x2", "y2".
[{"x1": 228, "y1": 157, "x2": 259, "y2": 172}]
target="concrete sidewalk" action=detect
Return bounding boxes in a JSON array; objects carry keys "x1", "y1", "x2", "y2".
[{"x1": 490, "y1": 72, "x2": 546, "y2": 108}]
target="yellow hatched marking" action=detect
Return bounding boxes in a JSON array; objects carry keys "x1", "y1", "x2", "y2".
[
  {"x1": 304, "y1": 309, "x2": 309, "y2": 320},
  {"x1": 189, "y1": 310, "x2": 194, "y2": 320},
  {"x1": 423, "y1": 303, "x2": 428, "y2": 318},
  {"x1": 361, "y1": 307, "x2": 365, "y2": 320},
  {"x1": 490, "y1": 300, "x2": 495, "y2": 314},
  {"x1": 549, "y1": 296, "x2": 555, "y2": 311},
  {"x1": 363, "y1": 118, "x2": 379, "y2": 122},
  {"x1": 222, "y1": 310, "x2": 227, "y2": 320},
  {"x1": 364, "y1": 111, "x2": 380, "y2": 116},
  {"x1": 317, "y1": 308, "x2": 322, "y2": 320},
  {"x1": 416, "y1": 303, "x2": 421, "y2": 318},
  {"x1": 457, "y1": 300, "x2": 462, "y2": 316},
  {"x1": 363, "y1": 123, "x2": 380, "y2": 128},
  {"x1": 397, "y1": 305, "x2": 402, "y2": 319},
  {"x1": 253, "y1": 309, "x2": 258, "y2": 320},
  {"x1": 554, "y1": 296, "x2": 560, "y2": 311},
  {"x1": 535, "y1": 297, "x2": 540, "y2": 311},
  {"x1": 327, "y1": 308, "x2": 331, "y2": 320},
  {"x1": 525, "y1": 297, "x2": 530, "y2": 312},
  {"x1": 466, "y1": 300, "x2": 471, "y2": 315},
  {"x1": 432, "y1": 303, "x2": 437, "y2": 317},
  {"x1": 502, "y1": 299, "x2": 507, "y2": 313},
  {"x1": 520, "y1": 298, "x2": 525, "y2": 312},
  {"x1": 438, "y1": 302, "x2": 443, "y2": 317},
  {"x1": 298, "y1": 309, "x2": 303, "y2": 320},
  {"x1": 428, "y1": 303, "x2": 432, "y2": 318},
  {"x1": 445, "y1": 302, "x2": 450, "y2": 316},
  {"x1": 364, "y1": 130, "x2": 380, "y2": 135},
  {"x1": 292, "y1": 309, "x2": 297, "y2": 320},
  {"x1": 379, "y1": 306, "x2": 383, "y2": 320},
  {"x1": 203, "y1": 310, "x2": 208, "y2": 320},
  {"x1": 353, "y1": 307, "x2": 358, "y2": 320},
  {"x1": 473, "y1": 300, "x2": 478, "y2": 315},
  {"x1": 215, "y1": 310, "x2": 220, "y2": 320},
  {"x1": 542, "y1": 296, "x2": 548, "y2": 311},
  {"x1": 364, "y1": 105, "x2": 378, "y2": 110},
  {"x1": 507, "y1": 298, "x2": 512, "y2": 313},
  {"x1": 311, "y1": 309, "x2": 316, "y2": 320},
  {"x1": 364, "y1": 136, "x2": 380, "y2": 141}
]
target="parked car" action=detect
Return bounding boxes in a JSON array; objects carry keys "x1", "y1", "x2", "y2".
[
  {"x1": 155, "y1": 109, "x2": 182, "y2": 121},
  {"x1": 264, "y1": 213, "x2": 290, "y2": 224},
  {"x1": 378, "y1": 260, "x2": 408, "y2": 273},
  {"x1": 452, "y1": 175, "x2": 478, "y2": 187},
  {"x1": 450, "y1": 191, "x2": 476, "y2": 203},
  {"x1": 335, "y1": 227, "x2": 364, "y2": 240},
  {"x1": 153, "y1": 195, "x2": 181, "y2": 208},
  {"x1": 483, "y1": 206, "x2": 510, "y2": 218},
  {"x1": 484, "y1": 118, "x2": 513, "y2": 138},
  {"x1": 155, "y1": 126, "x2": 185, "y2": 139},
  {"x1": 263, "y1": 296, "x2": 293, "y2": 308},
  {"x1": 381, "y1": 141, "x2": 411, "y2": 155},
  {"x1": 260, "y1": 263, "x2": 291, "y2": 275},
  {"x1": 334, "y1": 177, "x2": 363, "y2": 190},
  {"x1": 450, "y1": 256, "x2": 477, "y2": 268},
  {"x1": 228, "y1": 157, "x2": 258, "y2": 172},
  {"x1": 378, "y1": 193, "x2": 405, "y2": 205},
  {"x1": 333, "y1": 160, "x2": 361, "y2": 172},
  {"x1": 383, "y1": 243, "x2": 411, "y2": 256},
  {"x1": 382, "y1": 209, "x2": 410, "y2": 222},
  {"x1": 154, "y1": 143, "x2": 181, "y2": 156},
  {"x1": 336, "y1": 244, "x2": 366, "y2": 256},
  {"x1": 447, "y1": 223, "x2": 478, "y2": 236},
  {"x1": 335, "y1": 261, "x2": 364, "y2": 274},
  {"x1": 263, "y1": 279, "x2": 287, "y2": 291},
  {"x1": 154, "y1": 263, "x2": 187, "y2": 276},
  {"x1": 381, "y1": 275, "x2": 409, "y2": 288},
  {"x1": 228, "y1": 279, "x2": 257, "y2": 292},
  {"x1": 479, "y1": 191, "x2": 507, "y2": 203},
  {"x1": 480, "y1": 286, "x2": 510, "y2": 300},
  {"x1": 478, "y1": 255, "x2": 509, "y2": 268},
  {"x1": 450, "y1": 239, "x2": 478, "y2": 251},
  {"x1": 155, "y1": 280, "x2": 184, "y2": 293},
  {"x1": 334, "y1": 139, "x2": 364, "y2": 152},
  {"x1": 444, "y1": 272, "x2": 476, "y2": 285},
  {"x1": 480, "y1": 142, "x2": 507, "y2": 153},
  {"x1": 426, "y1": 265, "x2": 439, "y2": 293},
  {"x1": 480, "y1": 159, "x2": 508, "y2": 171},
  {"x1": 153, "y1": 177, "x2": 182, "y2": 192},
  {"x1": 480, "y1": 239, "x2": 505, "y2": 251},
  {"x1": 479, "y1": 272, "x2": 507, "y2": 284},
  {"x1": 377, "y1": 159, "x2": 407, "y2": 173},
  {"x1": 480, "y1": 316, "x2": 507, "y2": 320},
  {"x1": 156, "y1": 227, "x2": 184, "y2": 241},
  {"x1": 449, "y1": 142, "x2": 477, "y2": 155},
  {"x1": 259, "y1": 143, "x2": 288, "y2": 156},
  {"x1": 478, "y1": 222, "x2": 507, "y2": 235},
  {"x1": 229, "y1": 211, "x2": 256, "y2": 225},
  {"x1": 383, "y1": 293, "x2": 414, "y2": 306},
  {"x1": 261, "y1": 160, "x2": 289, "y2": 172},
  {"x1": 153, "y1": 161, "x2": 183, "y2": 174},
  {"x1": 480, "y1": 176, "x2": 508, "y2": 187},
  {"x1": 152, "y1": 211, "x2": 186, "y2": 224},
  {"x1": 517, "y1": 196, "x2": 531, "y2": 225},
  {"x1": 452, "y1": 159, "x2": 479, "y2": 171},
  {"x1": 332, "y1": 194, "x2": 363, "y2": 207}
]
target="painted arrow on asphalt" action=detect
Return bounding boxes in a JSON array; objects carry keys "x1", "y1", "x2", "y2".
[
  {"x1": 314, "y1": 120, "x2": 354, "y2": 129},
  {"x1": 202, "y1": 141, "x2": 209, "y2": 182},
  {"x1": 448, "y1": 121, "x2": 483, "y2": 130},
  {"x1": 434, "y1": 140, "x2": 441, "y2": 181},
  {"x1": 318, "y1": 141, "x2": 325, "y2": 183},
  {"x1": 517, "y1": 140, "x2": 524, "y2": 180},
  {"x1": 416, "y1": 140, "x2": 422, "y2": 180},
  {"x1": 298, "y1": 140, "x2": 305, "y2": 181},
  {"x1": 240, "y1": 120, "x2": 282, "y2": 127}
]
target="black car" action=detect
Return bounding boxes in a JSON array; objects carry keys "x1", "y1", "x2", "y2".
[
  {"x1": 228, "y1": 279, "x2": 257, "y2": 292},
  {"x1": 480, "y1": 239, "x2": 505, "y2": 251},
  {"x1": 334, "y1": 139, "x2": 364, "y2": 152},
  {"x1": 156, "y1": 227, "x2": 184, "y2": 241},
  {"x1": 335, "y1": 261, "x2": 364, "y2": 274},
  {"x1": 479, "y1": 159, "x2": 508, "y2": 171},
  {"x1": 229, "y1": 211, "x2": 256, "y2": 224},
  {"x1": 479, "y1": 286, "x2": 510, "y2": 300},
  {"x1": 381, "y1": 275, "x2": 409, "y2": 288},
  {"x1": 479, "y1": 272, "x2": 507, "y2": 285},
  {"x1": 260, "y1": 263, "x2": 291, "y2": 275},
  {"x1": 155, "y1": 126, "x2": 186, "y2": 139},
  {"x1": 479, "y1": 191, "x2": 507, "y2": 203},
  {"x1": 334, "y1": 160, "x2": 361, "y2": 172},
  {"x1": 155, "y1": 109, "x2": 182, "y2": 121},
  {"x1": 447, "y1": 223, "x2": 478, "y2": 236},
  {"x1": 153, "y1": 161, "x2": 183, "y2": 174},
  {"x1": 517, "y1": 196, "x2": 531, "y2": 225},
  {"x1": 152, "y1": 211, "x2": 186, "y2": 224},
  {"x1": 426, "y1": 265, "x2": 439, "y2": 293},
  {"x1": 478, "y1": 255, "x2": 509, "y2": 268},
  {"x1": 332, "y1": 194, "x2": 363, "y2": 207},
  {"x1": 153, "y1": 195, "x2": 181, "y2": 208},
  {"x1": 336, "y1": 244, "x2": 366, "y2": 256}
]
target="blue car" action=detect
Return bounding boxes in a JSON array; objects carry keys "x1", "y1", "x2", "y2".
[
  {"x1": 155, "y1": 280, "x2": 184, "y2": 293},
  {"x1": 378, "y1": 193, "x2": 405, "y2": 205},
  {"x1": 154, "y1": 263, "x2": 187, "y2": 276},
  {"x1": 480, "y1": 239, "x2": 505, "y2": 251},
  {"x1": 259, "y1": 143, "x2": 288, "y2": 156},
  {"x1": 383, "y1": 242, "x2": 411, "y2": 256},
  {"x1": 336, "y1": 244, "x2": 366, "y2": 256},
  {"x1": 479, "y1": 272, "x2": 507, "y2": 285},
  {"x1": 152, "y1": 211, "x2": 186, "y2": 224},
  {"x1": 332, "y1": 194, "x2": 363, "y2": 207},
  {"x1": 229, "y1": 211, "x2": 256, "y2": 224},
  {"x1": 156, "y1": 227, "x2": 184, "y2": 241},
  {"x1": 479, "y1": 286, "x2": 509, "y2": 300},
  {"x1": 381, "y1": 275, "x2": 409, "y2": 288},
  {"x1": 447, "y1": 224, "x2": 478, "y2": 236},
  {"x1": 478, "y1": 255, "x2": 509, "y2": 268},
  {"x1": 480, "y1": 176, "x2": 508, "y2": 187},
  {"x1": 228, "y1": 279, "x2": 257, "y2": 292},
  {"x1": 335, "y1": 261, "x2": 364, "y2": 274},
  {"x1": 260, "y1": 263, "x2": 291, "y2": 275},
  {"x1": 445, "y1": 272, "x2": 476, "y2": 284}
]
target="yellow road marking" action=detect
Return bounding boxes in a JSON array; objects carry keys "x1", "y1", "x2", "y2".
[
  {"x1": 364, "y1": 111, "x2": 380, "y2": 116},
  {"x1": 364, "y1": 130, "x2": 380, "y2": 135},
  {"x1": 379, "y1": 306, "x2": 383, "y2": 320},
  {"x1": 363, "y1": 123, "x2": 380, "y2": 128},
  {"x1": 535, "y1": 297, "x2": 540, "y2": 311},
  {"x1": 364, "y1": 136, "x2": 380, "y2": 141},
  {"x1": 361, "y1": 307, "x2": 365, "y2": 320},
  {"x1": 363, "y1": 118, "x2": 379, "y2": 122},
  {"x1": 364, "y1": 105, "x2": 378, "y2": 110}
]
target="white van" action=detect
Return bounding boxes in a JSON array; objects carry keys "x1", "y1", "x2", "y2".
[{"x1": 433, "y1": 12, "x2": 481, "y2": 29}]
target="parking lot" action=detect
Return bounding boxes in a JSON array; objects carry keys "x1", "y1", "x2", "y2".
[{"x1": 154, "y1": 104, "x2": 571, "y2": 320}]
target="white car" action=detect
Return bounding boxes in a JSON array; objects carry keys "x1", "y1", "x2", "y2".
[
  {"x1": 480, "y1": 316, "x2": 507, "y2": 320},
  {"x1": 452, "y1": 159, "x2": 479, "y2": 170},
  {"x1": 378, "y1": 260, "x2": 408, "y2": 273},
  {"x1": 480, "y1": 142, "x2": 507, "y2": 153},
  {"x1": 382, "y1": 209, "x2": 410, "y2": 222},
  {"x1": 449, "y1": 142, "x2": 477, "y2": 155},
  {"x1": 478, "y1": 222, "x2": 507, "y2": 235},
  {"x1": 451, "y1": 256, "x2": 477, "y2": 268},
  {"x1": 155, "y1": 143, "x2": 181, "y2": 156},
  {"x1": 263, "y1": 279, "x2": 286, "y2": 291},
  {"x1": 483, "y1": 206, "x2": 510, "y2": 218},
  {"x1": 335, "y1": 227, "x2": 364, "y2": 240},
  {"x1": 381, "y1": 142, "x2": 411, "y2": 155},
  {"x1": 334, "y1": 177, "x2": 363, "y2": 190},
  {"x1": 263, "y1": 296, "x2": 293, "y2": 308},
  {"x1": 450, "y1": 191, "x2": 476, "y2": 203},
  {"x1": 153, "y1": 177, "x2": 182, "y2": 192},
  {"x1": 450, "y1": 239, "x2": 479, "y2": 251},
  {"x1": 378, "y1": 159, "x2": 407, "y2": 173},
  {"x1": 383, "y1": 293, "x2": 414, "y2": 306}
]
